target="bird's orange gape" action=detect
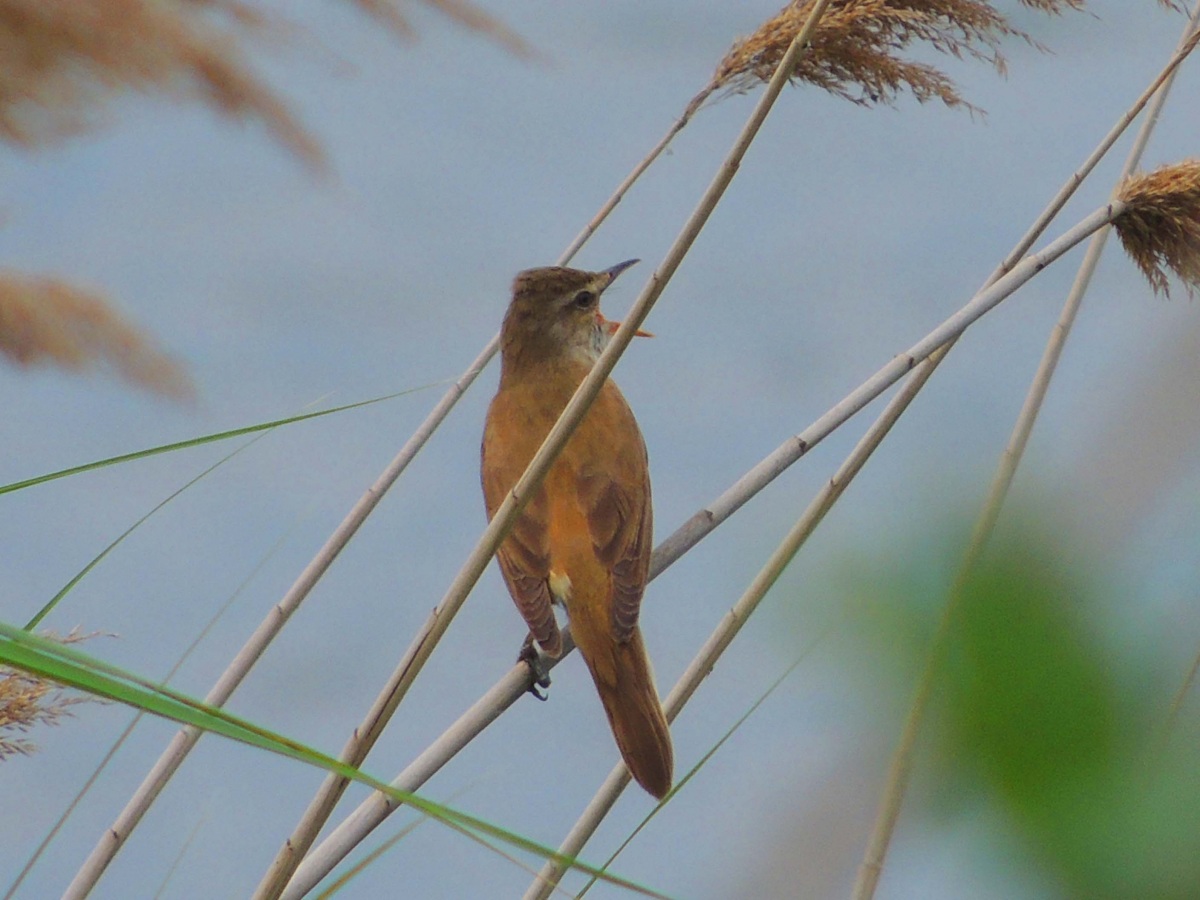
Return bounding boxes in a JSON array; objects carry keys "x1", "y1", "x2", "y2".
[{"x1": 480, "y1": 260, "x2": 672, "y2": 799}]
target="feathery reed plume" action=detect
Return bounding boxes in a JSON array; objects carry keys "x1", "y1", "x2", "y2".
[
  {"x1": 0, "y1": 669, "x2": 78, "y2": 760},
  {"x1": 704, "y1": 0, "x2": 1087, "y2": 112},
  {"x1": 0, "y1": 273, "x2": 193, "y2": 398},
  {"x1": 417, "y1": 0, "x2": 532, "y2": 57},
  {"x1": 0, "y1": 0, "x2": 322, "y2": 165},
  {"x1": 346, "y1": 0, "x2": 531, "y2": 55},
  {"x1": 0, "y1": 631, "x2": 91, "y2": 761},
  {"x1": 0, "y1": 0, "x2": 527, "y2": 164},
  {"x1": 1116, "y1": 160, "x2": 1200, "y2": 298},
  {"x1": 1017, "y1": 0, "x2": 1085, "y2": 12}
]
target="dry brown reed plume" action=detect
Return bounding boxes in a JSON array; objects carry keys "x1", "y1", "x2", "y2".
[
  {"x1": 413, "y1": 0, "x2": 532, "y2": 57},
  {"x1": 1016, "y1": 0, "x2": 1085, "y2": 11},
  {"x1": 0, "y1": 273, "x2": 193, "y2": 398},
  {"x1": 0, "y1": 632, "x2": 93, "y2": 761},
  {"x1": 0, "y1": 668, "x2": 81, "y2": 760},
  {"x1": 347, "y1": 0, "x2": 531, "y2": 56},
  {"x1": 0, "y1": 0, "x2": 526, "y2": 165},
  {"x1": 0, "y1": 0, "x2": 320, "y2": 165},
  {"x1": 1117, "y1": 160, "x2": 1200, "y2": 298},
  {"x1": 701, "y1": 0, "x2": 1092, "y2": 114}
]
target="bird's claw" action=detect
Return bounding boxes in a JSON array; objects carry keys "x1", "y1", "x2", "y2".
[{"x1": 518, "y1": 636, "x2": 552, "y2": 701}]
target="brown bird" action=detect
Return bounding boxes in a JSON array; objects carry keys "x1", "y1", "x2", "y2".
[{"x1": 481, "y1": 261, "x2": 673, "y2": 799}]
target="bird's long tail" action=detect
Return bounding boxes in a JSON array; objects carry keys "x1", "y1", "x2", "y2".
[{"x1": 583, "y1": 628, "x2": 673, "y2": 799}]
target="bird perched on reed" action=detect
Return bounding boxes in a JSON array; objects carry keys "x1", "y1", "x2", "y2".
[{"x1": 481, "y1": 261, "x2": 673, "y2": 799}]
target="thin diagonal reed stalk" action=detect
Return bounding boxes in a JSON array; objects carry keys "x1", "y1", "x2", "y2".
[
  {"x1": 63, "y1": 339, "x2": 498, "y2": 899},
  {"x1": 94, "y1": 33, "x2": 710, "y2": 899},
  {"x1": 559, "y1": 105, "x2": 701, "y2": 266},
  {"x1": 280, "y1": 28, "x2": 1200, "y2": 887},
  {"x1": 852, "y1": 9, "x2": 1200, "y2": 898},
  {"x1": 5, "y1": 512, "x2": 292, "y2": 900},
  {"x1": 253, "y1": 5, "x2": 832, "y2": 897},
  {"x1": 259, "y1": 7, "x2": 847, "y2": 899},
  {"x1": 523, "y1": 328, "x2": 939, "y2": 900},
  {"x1": 279, "y1": 181, "x2": 1165, "y2": 897},
  {"x1": 152, "y1": 813, "x2": 206, "y2": 900},
  {"x1": 525, "y1": 152, "x2": 1200, "y2": 900},
  {"x1": 281, "y1": 7, "x2": 1199, "y2": 895},
  {"x1": 260, "y1": 19, "x2": 1089, "y2": 888},
  {"x1": 253, "y1": 113, "x2": 706, "y2": 900},
  {"x1": 310, "y1": 782, "x2": 475, "y2": 900},
  {"x1": 74, "y1": 1, "x2": 1146, "y2": 893},
  {"x1": 1164, "y1": 641, "x2": 1200, "y2": 736}
]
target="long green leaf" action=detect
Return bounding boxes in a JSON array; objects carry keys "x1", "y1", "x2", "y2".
[
  {"x1": 315, "y1": 801, "x2": 451, "y2": 898},
  {"x1": 0, "y1": 384, "x2": 443, "y2": 497},
  {"x1": 577, "y1": 627, "x2": 829, "y2": 898},
  {"x1": 0, "y1": 626, "x2": 669, "y2": 897},
  {"x1": 24, "y1": 432, "x2": 270, "y2": 630},
  {"x1": 5, "y1": 528, "x2": 302, "y2": 900}
]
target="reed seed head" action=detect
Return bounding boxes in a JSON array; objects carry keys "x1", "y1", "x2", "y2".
[
  {"x1": 1016, "y1": 0, "x2": 1085, "y2": 12},
  {"x1": 0, "y1": 668, "x2": 79, "y2": 760},
  {"x1": 1116, "y1": 160, "x2": 1200, "y2": 299},
  {"x1": 0, "y1": 273, "x2": 194, "y2": 398},
  {"x1": 0, "y1": 631, "x2": 93, "y2": 761},
  {"x1": 706, "y1": 0, "x2": 1090, "y2": 112},
  {"x1": 0, "y1": 1, "x2": 527, "y2": 162},
  {"x1": 415, "y1": 0, "x2": 532, "y2": 57},
  {"x1": 0, "y1": 0, "x2": 325, "y2": 165}
]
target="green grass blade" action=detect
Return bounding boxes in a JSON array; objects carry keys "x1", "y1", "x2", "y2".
[
  {"x1": 577, "y1": 627, "x2": 830, "y2": 898},
  {"x1": 152, "y1": 812, "x2": 207, "y2": 900},
  {"x1": 24, "y1": 431, "x2": 269, "y2": 630},
  {"x1": 316, "y1": 786, "x2": 577, "y2": 900},
  {"x1": 0, "y1": 626, "x2": 669, "y2": 896},
  {"x1": 5, "y1": 527, "x2": 298, "y2": 900},
  {"x1": 315, "y1": 811, "x2": 439, "y2": 898},
  {"x1": 0, "y1": 383, "x2": 443, "y2": 497}
]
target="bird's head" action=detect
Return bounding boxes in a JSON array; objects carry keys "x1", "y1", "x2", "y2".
[{"x1": 500, "y1": 260, "x2": 649, "y2": 370}]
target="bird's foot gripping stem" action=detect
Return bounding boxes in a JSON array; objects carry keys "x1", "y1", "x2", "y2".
[{"x1": 518, "y1": 635, "x2": 553, "y2": 701}]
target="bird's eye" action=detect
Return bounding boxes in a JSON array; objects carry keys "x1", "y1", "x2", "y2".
[{"x1": 572, "y1": 290, "x2": 596, "y2": 310}]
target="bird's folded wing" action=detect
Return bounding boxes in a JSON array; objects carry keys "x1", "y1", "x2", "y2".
[
  {"x1": 578, "y1": 459, "x2": 652, "y2": 644},
  {"x1": 483, "y1": 466, "x2": 559, "y2": 651}
]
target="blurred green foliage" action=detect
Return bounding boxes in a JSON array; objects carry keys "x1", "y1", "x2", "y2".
[{"x1": 842, "y1": 516, "x2": 1200, "y2": 899}]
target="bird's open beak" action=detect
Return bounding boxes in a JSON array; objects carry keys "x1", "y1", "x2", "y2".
[
  {"x1": 601, "y1": 258, "x2": 640, "y2": 284},
  {"x1": 598, "y1": 259, "x2": 652, "y2": 336},
  {"x1": 599, "y1": 315, "x2": 653, "y2": 338}
]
